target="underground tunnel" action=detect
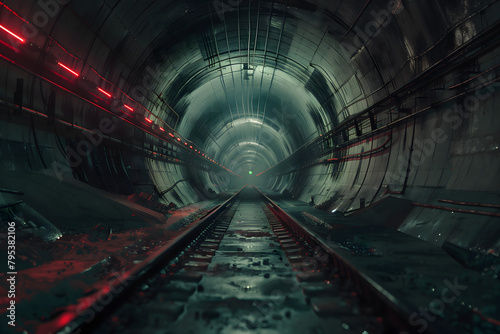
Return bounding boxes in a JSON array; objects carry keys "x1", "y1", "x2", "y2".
[{"x1": 0, "y1": 0, "x2": 499, "y2": 333}]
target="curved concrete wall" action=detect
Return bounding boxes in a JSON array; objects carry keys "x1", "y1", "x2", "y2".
[{"x1": 0, "y1": 0, "x2": 498, "y2": 252}]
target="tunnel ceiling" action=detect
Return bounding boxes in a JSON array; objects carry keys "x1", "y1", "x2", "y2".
[
  {"x1": 8, "y1": 0, "x2": 495, "y2": 176},
  {"x1": 130, "y1": 0, "x2": 343, "y2": 175}
]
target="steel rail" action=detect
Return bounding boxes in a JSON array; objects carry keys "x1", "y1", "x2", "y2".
[
  {"x1": 257, "y1": 20, "x2": 500, "y2": 177},
  {"x1": 45, "y1": 187, "x2": 245, "y2": 334},
  {"x1": 254, "y1": 185, "x2": 455, "y2": 334}
]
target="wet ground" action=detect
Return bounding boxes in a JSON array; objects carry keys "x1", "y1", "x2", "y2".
[
  {"x1": 0, "y1": 170, "x2": 229, "y2": 333},
  {"x1": 94, "y1": 187, "x2": 384, "y2": 334},
  {"x1": 268, "y1": 190, "x2": 500, "y2": 333}
]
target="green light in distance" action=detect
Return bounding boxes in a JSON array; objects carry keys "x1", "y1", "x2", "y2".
[{"x1": 249, "y1": 171, "x2": 253, "y2": 175}]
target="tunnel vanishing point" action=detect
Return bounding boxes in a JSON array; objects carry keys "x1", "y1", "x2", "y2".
[{"x1": 0, "y1": 0, "x2": 499, "y2": 333}]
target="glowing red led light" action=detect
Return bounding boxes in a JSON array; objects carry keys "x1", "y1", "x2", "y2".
[
  {"x1": 0, "y1": 24, "x2": 24, "y2": 43},
  {"x1": 189, "y1": 146, "x2": 193, "y2": 149},
  {"x1": 169, "y1": 133, "x2": 174, "y2": 137},
  {"x1": 97, "y1": 87, "x2": 112, "y2": 98},
  {"x1": 185, "y1": 142, "x2": 188, "y2": 146},
  {"x1": 56, "y1": 312, "x2": 74, "y2": 327},
  {"x1": 177, "y1": 138, "x2": 181, "y2": 142},
  {"x1": 57, "y1": 62, "x2": 79, "y2": 77},
  {"x1": 124, "y1": 104, "x2": 134, "y2": 112},
  {"x1": 145, "y1": 118, "x2": 153, "y2": 123},
  {"x1": 159, "y1": 127, "x2": 165, "y2": 131}
]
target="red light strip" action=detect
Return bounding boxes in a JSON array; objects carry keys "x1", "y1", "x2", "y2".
[
  {"x1": 0, "y1": 24, "x2": 24, "y2": 43},
  {"x1": 159, "y1": 127, "x2": 165, "y2": 131},
  {"x1": 9, "y1": 60, "x2": 196, "y2": 174},
  {"x1": 0, "y1": 4, "x2": 214, "y2": 166},
  {"x1": 57, "y1": 62, "x2": 79, "y2": 77},
  {"x1": 189, "y1": 146, "x2": 193, "y2": 149},
  {"x1": 97, "y1": 87, "x2": 112, "y2": 98},
  {"x1": 0, "y1": 2, "x2": 30, "y2": 24},
  {"x1": 169, "y1": 133, "x2": 174, "y2": 137}
]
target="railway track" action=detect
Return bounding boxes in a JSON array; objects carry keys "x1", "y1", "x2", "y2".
[{"x1": 47, "y1": 186, "x2": 433, "y2": 334}]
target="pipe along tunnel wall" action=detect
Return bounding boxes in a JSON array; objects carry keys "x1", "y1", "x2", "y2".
[
  {"x1": 0, "y1": 0, "x2": 498, "y2": 251},
  {"x1": 0, "y1": 0, "x2": 499, "y2": 331}
]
